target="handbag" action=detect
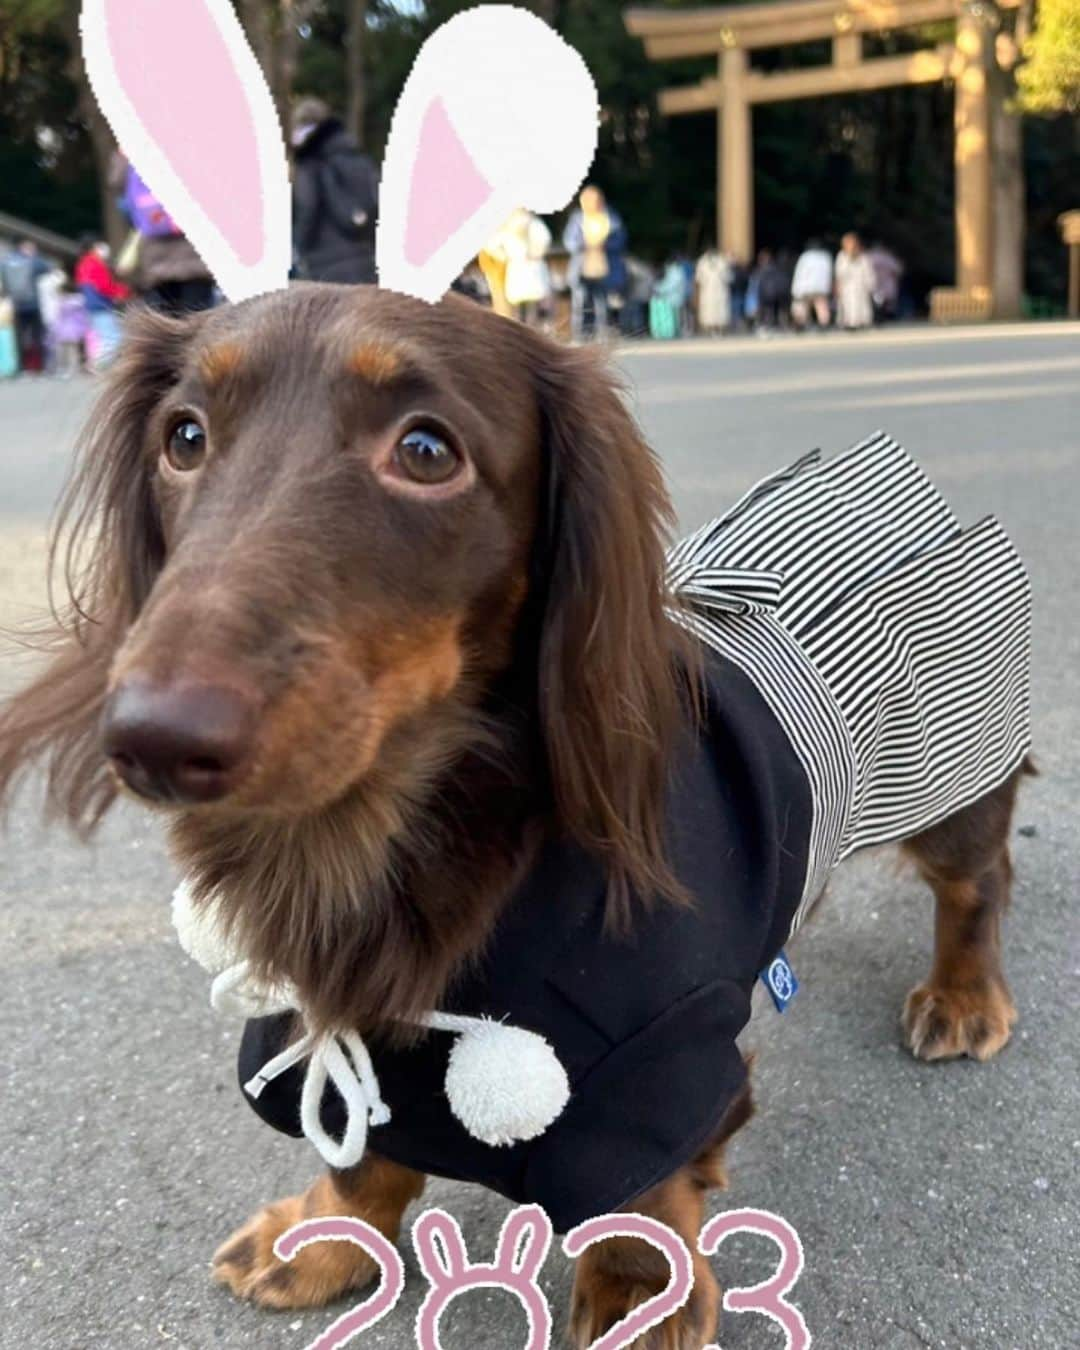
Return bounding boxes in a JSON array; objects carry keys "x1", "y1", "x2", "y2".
[{"x1": 115, "y1": 230, "x2": 142, "y2": 280}]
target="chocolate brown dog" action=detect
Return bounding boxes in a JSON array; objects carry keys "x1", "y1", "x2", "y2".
[{"x1": 0, "y1": 285, "x2": 1028, "y2": 1347}]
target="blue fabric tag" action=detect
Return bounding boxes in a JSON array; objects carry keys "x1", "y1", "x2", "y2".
[{"x1": 760, "y1": 950, "x2": 799, "y2": 1011}]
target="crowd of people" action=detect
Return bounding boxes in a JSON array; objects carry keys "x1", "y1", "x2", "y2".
[
  {"x1": 0, "y1": 234, "x2": 132, "y2": 378},
  {"x1": 0, "y1": 97, "x2": 378, "y2": 380},
  {"x1": 1, "y1": 103, "x2": 908, "y2": 379},
  {"x1": 461, "y1": 186, "x2": 907, "y2": 343},
  {"x1": 467, "y1": 193, "x2": 908, "y2": 343}
]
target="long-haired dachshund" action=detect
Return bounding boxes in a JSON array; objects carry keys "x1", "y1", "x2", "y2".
[{"x1": 0, "y1": 285, "x2": 1030, "y2": 1347}]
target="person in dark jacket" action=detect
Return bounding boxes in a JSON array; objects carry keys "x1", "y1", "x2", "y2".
[
  {"x1": 751, "y1": 247, "x2": 788, "y2": 334},
  {"x1": 562, "y1": 185, "x2": 627, "y2": 341},
  {"x1": 0, "y1": 239, "x2": 50, "y2": 373},
  {"x1": 291, "y1": 97, "x2": 379, "y2": 285}
]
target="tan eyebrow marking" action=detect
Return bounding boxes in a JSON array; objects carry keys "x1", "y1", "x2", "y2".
[
  {"x1": 348, "y1": 342, "x2": 406, "y2": 386},
  {"x1": 198, "y1": 342, "x2": 246, "y2": 385}
]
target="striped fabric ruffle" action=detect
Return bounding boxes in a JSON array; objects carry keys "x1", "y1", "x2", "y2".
[{"x1": 668, "y1": 432, "x2": 1032, "y2": 935}]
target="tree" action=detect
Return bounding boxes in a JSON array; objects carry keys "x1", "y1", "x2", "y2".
[
  {"x1": 237, "y1": 0, "x2": 323, "y2": 135},
  {"x1": 0, "y1": 0, "x2": 102, "y2": 241},
  {"x1": 2, "y1": 0, "x2": 1077, "y2": 305},
  {"x1": 1016, "y1": 0, "x2": 1080, "y2": 112}
]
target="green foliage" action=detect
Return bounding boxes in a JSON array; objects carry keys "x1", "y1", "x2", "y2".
[
  {"x1": 1017, "y1": 0, "x2": 1080, "y2": 113},
  {"x1": 0, "y1": 0, "x2": 99, "y2": 239}
]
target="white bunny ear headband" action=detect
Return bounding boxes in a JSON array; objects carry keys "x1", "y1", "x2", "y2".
[{"x1": 80, "y1": 0, "x2": 599, "y2": 304}]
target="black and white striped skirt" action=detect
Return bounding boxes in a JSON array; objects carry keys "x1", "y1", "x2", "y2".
[{"x1": 667, "y1": 431, "x2": 1032, "y2": 934}]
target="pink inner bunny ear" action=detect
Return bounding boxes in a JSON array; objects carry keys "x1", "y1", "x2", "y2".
[
  {"x1": 404, "y1": 98, "x2": 493, "y2": 268},
  {"x1": 83, "y1": 0, "x2": 290, "y2": 300}
]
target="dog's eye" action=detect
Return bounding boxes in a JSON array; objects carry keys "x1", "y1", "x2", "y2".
[
  {"x1": 165, "y1": 418, "x2": 207, "y2": 472},
  {"x1": 395, "y1": 427, "x2": 461, "y2": 485}
]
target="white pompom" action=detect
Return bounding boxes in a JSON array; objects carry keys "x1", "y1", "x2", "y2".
[
  {"x1": 443, "y1": 1019, "x2": 570, "y2": 1147},
  {"x1": 171, "y1": 879, "x2": 239, "y2": 975}
]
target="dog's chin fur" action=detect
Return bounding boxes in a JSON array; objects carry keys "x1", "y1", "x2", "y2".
[{"x1": 168, "y1": 693, "x2": 543, "y2": 1039}]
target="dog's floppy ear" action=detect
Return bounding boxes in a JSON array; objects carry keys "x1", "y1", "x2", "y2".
[
  {"x1": 0, "y1": 306, "x2": 200, "y2": 829},
  {"x1": 530, "y1": 342, "x2": 695, "y2": 925}
]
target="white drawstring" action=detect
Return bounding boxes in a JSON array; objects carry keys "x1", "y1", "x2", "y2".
[
  {"x1": 210, "y1": 960, "x2": 296, "y2": 1018},
  {"x1": 173, "y1": 881, "x2": 569, "y2": 1171},
  {"x1": 423, "y1": 1010, "x2": 493, "y2": 1035},
  {"x1": 243, "y1": 1027, "x2": 316, "y2": 1099},
  {"x1": 299, "y1": 1031, "x2": 392, "y2": 1170},
  {"x1": 220, "y1": 962, "x2": 394, "y2": 1169}
]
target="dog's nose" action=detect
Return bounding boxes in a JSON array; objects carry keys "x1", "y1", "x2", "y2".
[{"x1": 103, "y1": 680, "x2": 258, "y2": 804}]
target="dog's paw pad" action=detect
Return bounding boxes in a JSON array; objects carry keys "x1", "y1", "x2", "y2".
[{"x1": 902, "y1": 983, "x2": 1016, "y2": 1062}]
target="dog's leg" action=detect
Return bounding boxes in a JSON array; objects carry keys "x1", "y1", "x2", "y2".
[
  {"x1": 900, "y1": 762, "x2": 1030, "y2": 1062},
  {"x1": 570, "y1": 1083, "x2": 753, "y2": 1350},
  {"x1": 212, "y1": 1152, "x2": 425, "y2": 1309}
]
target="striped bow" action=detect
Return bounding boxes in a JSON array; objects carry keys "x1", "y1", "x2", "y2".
[{"x1": 667, "y1": 562, "x2": 785, "y2": 617}]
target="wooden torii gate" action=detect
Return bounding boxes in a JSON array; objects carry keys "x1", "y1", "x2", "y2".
[{"x1": 625, "y1": 0, "x2": 1022, "y2": 320}]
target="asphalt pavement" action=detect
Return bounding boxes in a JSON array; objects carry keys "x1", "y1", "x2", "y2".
[{"x1": 1, "y1": 321, "x2": 1078, "y2": 1349}]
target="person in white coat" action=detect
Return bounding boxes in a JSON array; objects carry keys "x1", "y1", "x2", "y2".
[
  {"x1": 695, "y1": 248, "x2": 733, "y2": 334},
  {"x1": 790, "y1": 239, "x2": 833, "y2": 330},
  {"x1": 492, "y1": 207, "x2": 553, "y2": 328},
  {"x1": 835, "y1": 232, "x2": 875, "y2": 331}
]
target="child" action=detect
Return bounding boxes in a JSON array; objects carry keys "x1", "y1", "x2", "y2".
[
  {"x1": 37, "y1": 265, "x2": 67, "y2": 372},
  {"x1": 51, "y1": 284, "x2": 89, "y2": 379},
  {"x1": 74, "y1": 237, "x2": 130, "y2": 371}
]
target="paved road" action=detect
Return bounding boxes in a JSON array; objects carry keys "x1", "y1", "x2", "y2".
[{"x1": 2, "y1": 323, "x2": 1078, "y2": 1349}]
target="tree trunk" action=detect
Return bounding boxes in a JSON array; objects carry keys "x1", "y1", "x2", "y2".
[
  {"x1": 532, "y1": 0, "x2": 563, "y2": 28},
  {"x1": 239, "y1": 0, "x2": 293, "y2": 140},
  {"x1": 345, "y1": 0, "x2": 368, "y2": 147},
  {"x1": 84, "y1": 97, "x2": 126, "y2": 251},
  {"x1": 58, "y1": 8, "x2": 123, "y2": 249},
  {"x1": 238, "y1": 0, "x2": 274, "y2": 75},
  {"x1": 275, "y1": 7, "x2": 301, "y2": 141}
]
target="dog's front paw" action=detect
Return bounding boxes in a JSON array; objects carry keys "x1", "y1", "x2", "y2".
[
  {"x1": 902, "y1": 981, "x2": 1016, "y2": 1062},
  {"x1": 570, "y1": 1252, "x2": 719, "y2": 1350},
  {"x1": 212, "y1": 1195, "x2": 378, "y2": 1310}
]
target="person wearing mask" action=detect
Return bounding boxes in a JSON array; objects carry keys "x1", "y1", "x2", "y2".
[
  {"x1": 835, "y1": 232, "x2": 876, "y2": 331},
  {"x1": 74, "y1": 236, "x2": 131, "y2": 371},
  {"x1": 790, "y1": 238, "x2": 833, "y2": 330},
  {"x1": 0, "y1": 239, "x2": 50, "y2": 374},
  {"x1": 291, "y1": 97, "x2": 380, "y2": 285},
  {"x1": 562, "y1": 185, "x2": 627, "y2": 342}
]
